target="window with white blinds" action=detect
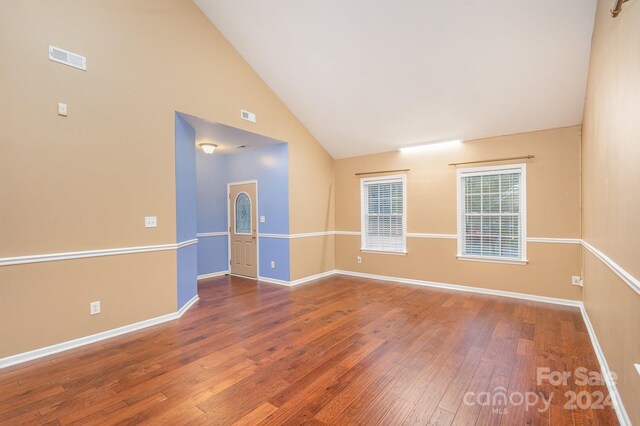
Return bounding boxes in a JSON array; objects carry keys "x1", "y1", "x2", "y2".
[
  {"x1": 457, "y1": 164, "x2": 526, "y2": 262},
  {"x1": 361, "y1": 175, "x2": 406, "y2": 253}
]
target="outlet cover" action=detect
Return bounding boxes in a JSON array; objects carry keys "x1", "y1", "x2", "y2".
[
  {"x1": 90, "y1": 301, "x2": 101, "y2": 315},
  {"x1": 571, "y1": 276, "x2": 582, "y2": 286},
  {"x1": 145, "y1": 216, "x2": 157, "y2": 228},
  {"x1": 57, "y1": 102, "x2": 68, "y2": 116},
  {"x1": 270, "y1": 260, "x2": 276, "y2": 268},
  {"x1": 357, "y1": 256, "x2": 362, "y2": 264}
]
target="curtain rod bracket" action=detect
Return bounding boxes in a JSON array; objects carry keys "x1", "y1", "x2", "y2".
[{"x1": 611, "y1": 0, "x2": 630, "y2": 17}]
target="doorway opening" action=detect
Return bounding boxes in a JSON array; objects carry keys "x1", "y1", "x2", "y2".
[{"x1": 174, "y1": 111, "x2": 290, "y2": 302}]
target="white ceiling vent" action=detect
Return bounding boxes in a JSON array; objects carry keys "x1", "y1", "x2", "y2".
[
  {"x1": 240, "y1": 109, "x2": 256, "y2": 123},
  {"x1": 48, "y1": 45, "x2": 86, "y2": 71}
]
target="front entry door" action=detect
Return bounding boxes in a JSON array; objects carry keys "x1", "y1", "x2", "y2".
[{"x1": 229, "y1": 182, "x2": 257, "y2": 278}]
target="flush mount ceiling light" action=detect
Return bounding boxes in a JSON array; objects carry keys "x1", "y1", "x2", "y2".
[
  {"x1": 399, "y1": 139, "x2": 463, "y2": 153},
  {"x1": 199, "y1": 143, "x2": 217, "y2": 155}
]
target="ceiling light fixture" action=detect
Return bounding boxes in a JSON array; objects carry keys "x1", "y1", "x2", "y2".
[
  {"x1": 199, "y1": 143, "x2": 217, "y2": 155},
  {"x1": 399, "y1": 139, "x2": 463, "y2": 153}
]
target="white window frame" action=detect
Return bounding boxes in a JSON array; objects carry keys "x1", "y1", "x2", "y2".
[
  {"x1": 360, "y1": 174, "x2": 407, "y2": 255},
  {"x1": 456, "y1": 163, "x2": 527, "y2": 264}
]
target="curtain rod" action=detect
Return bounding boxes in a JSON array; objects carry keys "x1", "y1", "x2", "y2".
[
  {"x1": 448, "y1": 155, "x2": 534, "y2": 167},
  {"x1": 355, "y1": 168, "x2": 410, "y2": 176},
  {"x1": 611, "y1": 0, "x2": 630, "y2": 17}
]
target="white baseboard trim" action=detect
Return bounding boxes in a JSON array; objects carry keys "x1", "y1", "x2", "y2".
[
  {"x1": 291, "y1": 270, "x2": 337, "y2": 286},
  {"x1": 0, "y1": 294, "x2": 199, "y2": 370},
  {"x1": 335, "y1": 270, "x2": 581, "y2": 307},
  {"x1": 197, "y1": 270, "x2": 228, "y2": 280},
  {"x1": 579, "y1": 305, "x2": 631, "y2": 425},
  {"x1": 177, "y1": 294, "x2": 200, "y2": 316},
  {"x1": 257, "y1": 276, "x2": 292, "y2": 286},
  {"x1": 257, "y1": 270, "x2": 336, "y2": 287}
]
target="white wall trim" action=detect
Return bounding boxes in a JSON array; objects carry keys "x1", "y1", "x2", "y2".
[
  {"x1": 335, "y1": 230, "x2": 361, "y2": 236},
  {"x1": 582, "y1": 240, "x2": 640, "y2": 296},
  {"x1": 197, "y1": 231, "x2": 228, "y2": 238},
  {"x1": 0, "y1": 294, "x2": 199, "y2": 370},
  {"x1": 258, "y1": 231, "x2": 337, "y2": 239},
  {"x1": 527, "y1": 237, "x2": 581, "y2": 244},
  {"x1": 0, "y1": 240, "x2": 198, "y2": 267},
  {"x1": 289, "y1": 232, "x2": 336, "y2": 239},
  {"x1": 579, "y1": 304, "x2": 631, "y2": 425},
  {"x1": 176, "y1": 239, "x2": 198, "y2": 249},
  {"x1": 257, "y1": 233, "x2": 290, "y2": 239},
  {"x1": 335, "y1": 269, "x2": 581, "y2": 307},
  {"x1": 197, "y1": 270, "x2": 228, "y2": 280}
]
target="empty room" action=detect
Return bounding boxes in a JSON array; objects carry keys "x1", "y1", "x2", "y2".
[{"x1": 1, "y1": 0, "x2": 638, "y2": 425}]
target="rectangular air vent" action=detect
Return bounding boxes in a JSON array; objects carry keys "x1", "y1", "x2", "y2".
[
  {"x1": 48, "y1": 45, "x2": 86, "y2": 71},
  {"x1": 241, "y1": 109, "x2": 256, "y2": 123}
]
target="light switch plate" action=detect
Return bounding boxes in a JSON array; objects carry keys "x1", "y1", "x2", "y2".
[
  {"x1": 57, "y1": 102, "x2": 68, "y2": 116},
  {"x1": 145, "y1": 216, "x2": 157, "y2": 228},
  {"x1": 260, "y1": 216, "x2": 266, "y2": 223}
]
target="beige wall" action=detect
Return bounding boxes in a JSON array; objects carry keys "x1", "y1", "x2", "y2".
[
  {"x1": 581, "y1": 1, "x2": 640, "y2": 423},
  {"x1": 335, "y1": 126, "x2": 583, "y2": 300},
  {"x1": 0, "y1": 252, "x2": 176, "y2": 357},
  {"x1": 290, "y1": 235, "x2": 336, "y2": 281},
  {"x1": 0, "y1": 0, "x2": 333, "y2": 358}
]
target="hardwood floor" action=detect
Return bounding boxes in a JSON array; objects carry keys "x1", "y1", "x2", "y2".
[{"x1": 0, "y1": 275, "x2": 618, "y2": 425}]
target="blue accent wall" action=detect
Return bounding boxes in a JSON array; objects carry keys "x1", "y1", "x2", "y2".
[
  {"x1": 226, "y1": 144, "x2": 289, "y2": 235},
  {"x1": 196, "y1": 153, "x2": 228, "y2": 233},
  {"x1": 175, "y1": 113, "x2": 198, "y2": 308},
  {"x1": 177, "y1": 244, "x2": 198, "y2": 308},
  {"x1": 196, "y1": 143, "x2": 290, "y2": 281}
]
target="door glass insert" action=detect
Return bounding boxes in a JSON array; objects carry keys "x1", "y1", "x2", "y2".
[{"x1": 235, "y1": 193, "x2": 251, "y2": 234}]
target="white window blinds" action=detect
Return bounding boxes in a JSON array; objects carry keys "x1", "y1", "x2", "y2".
[
  {"x1": 361, "y1": 175, "x2": 406, "y2": 253},
  {"x1": 458, "y1": 165, "x2": 526, "y2": 261}
]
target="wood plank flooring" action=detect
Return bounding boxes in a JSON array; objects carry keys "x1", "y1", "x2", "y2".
[{"x1": 0, "y1": 275, "x2": 619, "y2": 425}]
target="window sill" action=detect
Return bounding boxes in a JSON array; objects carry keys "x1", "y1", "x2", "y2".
[
  {"x1": 361, "y1": 249, "x2": 407, "y2": 256},
  {"x1": 456, "y1": 255, "x2": 528, "y2": 265}
]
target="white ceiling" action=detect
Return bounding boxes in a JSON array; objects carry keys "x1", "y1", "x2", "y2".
[
  {"x1": 180, "y1": 112, "x2": 283, "y2": 155},
  {"x1": 194, "y1": 0, "x2": 596, "y2": 159}
]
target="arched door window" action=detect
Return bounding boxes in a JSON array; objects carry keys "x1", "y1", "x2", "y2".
[{"x1": 235, "y1": 192, "x2": 252, "y2": 234}]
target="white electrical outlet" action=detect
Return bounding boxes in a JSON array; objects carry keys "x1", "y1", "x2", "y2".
[
  {"x1": 90, "y1": 301, "x2": 101, "y2": 315},
  {"x1": 571, "y1": 276, "x2": 582, "y2": 286},
  {"x1": 145, "y1": 216, "x2": 157, "y2": 228},
  {"x1": 260, "y1": 216, "x2": 266, "y2": 223},
  {"x1": 271, "y1": 260, "x2": 276, "y2": 268},
  {"x1": 357, "y1": 256, "x2": 362, "y2": 264},
  {"x1": 57, "y1": 102, "x2": 68, "y2": 116},
  {"x1": 635, "y1": 363, "x2": 640, "y2": 376}
]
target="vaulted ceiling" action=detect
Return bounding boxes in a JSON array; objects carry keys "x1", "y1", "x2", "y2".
[{"x1": 194, "y1": 0, "x2": 597, "y2": 159}]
